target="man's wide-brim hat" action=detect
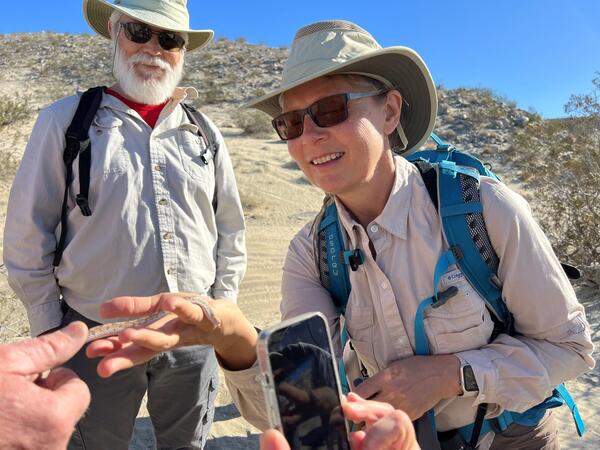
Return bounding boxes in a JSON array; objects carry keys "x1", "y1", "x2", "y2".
[
  {"x1": 83, "y1": 0, "x2": 213, "y2": 52},
  {"x1": 246, "y1": 20, "x2": 437, "y2": 153}
]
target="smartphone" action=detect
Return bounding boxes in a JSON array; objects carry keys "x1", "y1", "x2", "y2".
[{"x1": 257, "y1": 312, "x2": 351, "y2": 450}]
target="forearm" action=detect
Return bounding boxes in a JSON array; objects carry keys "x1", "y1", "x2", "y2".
[{"x1": 457, "y1": 327, "x2": 594, "y2": 413}]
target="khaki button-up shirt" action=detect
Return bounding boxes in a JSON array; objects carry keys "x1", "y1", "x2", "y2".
[
  {"x1": 224, "y1": 156, "x2": 593, "y2": 436},
  {"x1": 4, "y1": 88, "x2": 246, "y2": 336}
]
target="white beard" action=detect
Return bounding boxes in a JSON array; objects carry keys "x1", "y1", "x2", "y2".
[{"x1": 112, "y1": 44, "x2": 184, "y2": 105}]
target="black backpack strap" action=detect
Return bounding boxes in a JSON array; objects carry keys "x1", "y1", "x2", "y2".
[
  {"x1": 53, "y1": 86, "x2": 104, "y2": 267},
  {"x1": 181, "y1": 103, "x2": 219, "y2": 165},
  {"x1": 412, "y1": 160, "x2": 439, "y2": 212}
]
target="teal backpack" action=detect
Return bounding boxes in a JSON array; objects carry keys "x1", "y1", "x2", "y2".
[{"x1": 314, "y1": 133, "x2": 585, "y2": 448}]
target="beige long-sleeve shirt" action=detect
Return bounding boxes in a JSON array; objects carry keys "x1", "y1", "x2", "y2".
[
  {"x1": 224, "y1": 155, "x2": 593, "y2": 435},
  {"x1": 4, "y1": 87, "x2": 246, "y2": 336}
]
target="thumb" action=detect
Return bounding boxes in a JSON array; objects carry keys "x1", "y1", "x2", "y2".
[
  {"x1": 260, "y1": 429, "x2": 290, "y2": 450},
  {"x1": 4, "y1": 322, "x2": 88, "y2": 375}
]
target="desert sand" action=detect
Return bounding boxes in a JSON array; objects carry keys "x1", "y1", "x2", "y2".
[{"x1": 0, "y1": 104, "x2": 597, "y2": 449}]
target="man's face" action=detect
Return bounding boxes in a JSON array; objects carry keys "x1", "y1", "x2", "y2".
[
  {"x1": 281, "y1": 76, "x2": 398, "y2": 201},
  {"x1": 109, "y1": 14, "x2": 185, "y2": 104}
]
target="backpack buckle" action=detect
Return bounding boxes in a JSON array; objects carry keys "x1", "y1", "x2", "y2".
[{"x1": 75, "y1": 194, "x2": 92, "y2": 216}]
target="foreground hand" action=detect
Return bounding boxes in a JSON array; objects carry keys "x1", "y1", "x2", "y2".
[
  {"x1": 259, "y1": 393, "x2": 419, "y2": 450},
  {"x1": 0, "y1": 322, "x2": 90, "y2": 450},
  {"x1": 86, "y1": 292, "x2": 258, "y2": 377},
  {"x1": 354, "y1": 355, "x2": 461, "y2": 420}
]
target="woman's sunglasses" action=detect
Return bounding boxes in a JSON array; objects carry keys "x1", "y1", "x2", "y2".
[
  {"x1": 119, "y1": 22, "x2": 186, "y2": 52},
  {"x1": 271, "y1": 89, "x2": 388, "y2": 141}
]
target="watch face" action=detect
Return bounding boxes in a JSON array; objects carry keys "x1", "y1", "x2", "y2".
[{"x1": 463, "y1": 365, "x2": 479, "y2": 392}]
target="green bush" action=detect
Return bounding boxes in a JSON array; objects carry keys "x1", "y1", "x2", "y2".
[
  {"x1": 0, "y1": 95, "x2": 30, "y2": 126},
  {"x1": 514, "y1": 72, "x2": 600, "y2": 273},
  {"x1": 233, "y1": 109, "x2": 275, "y2": 138}
]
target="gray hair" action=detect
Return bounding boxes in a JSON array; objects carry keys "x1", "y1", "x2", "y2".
[{"x1": 109, "y1": 10, "x2": 122, "y2": 39}]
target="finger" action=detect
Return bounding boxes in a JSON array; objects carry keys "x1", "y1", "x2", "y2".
[
  {"x1": 260, "y1": 429, "x2": 290, "y2": 450},
  {"x1": 360, "y1": 410, "x2": 415, "y2": 450},
  {"x1": 95, "y1": 345, "x2": 158, "y2": 378},
  {"x1": 349, "y1": 430, "x2": 366, "y2": 450},
  {"x1": 118, "y1": 327, "x2": 182, "y2": 352},
  {"x1": 343, "y1": 392, "x2": 395, "y2": 425},
  {"x1": 4, "y1": 321, "x2": 88, "y2": 375},
  {"x1": 98, "y1": 294, "x2": 170, "y2": 319},
  {"x1": 163, "y1": 296, "x2": 211, "y2": 327},
  {"x1": 46, "y1": 367, "x2": 91, "y2": 420},
  {"x1": 85, "y1": 336, "x2": 124, "y2": 358}
]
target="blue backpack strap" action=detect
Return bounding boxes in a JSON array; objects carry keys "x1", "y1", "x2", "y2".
[
  {"x1": 315, "y1": 199, "x2": 365, "y2": 394},
  {"x1": 436, "y1": 160, "x2": 511, "y2": 326}
]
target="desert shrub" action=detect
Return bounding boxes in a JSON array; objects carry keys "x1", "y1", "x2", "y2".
[
  {"x1": 514, "y1": 72, "x2": 600, "y2": 272},
  {"x1": 233, "y1": 109, "x2": 275, "y2": 138},
  {"x1": 0, "y1": 95, "x2": 30, "y2": 126}
]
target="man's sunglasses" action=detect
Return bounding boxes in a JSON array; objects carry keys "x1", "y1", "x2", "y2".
[
  {"x1": 271, "y1": 89, "x2": 388, "y2": 141},
  {"x1": 119, "y1": 22, "x2": 186, "y2": 52}
]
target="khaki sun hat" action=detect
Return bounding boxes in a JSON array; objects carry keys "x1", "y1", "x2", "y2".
[
  {"x1": 246, "y1": 20, "x2": 437, "y2": 153},
  {"x1": 83, "y1": 0, "x2": 213, "y2": 52}
]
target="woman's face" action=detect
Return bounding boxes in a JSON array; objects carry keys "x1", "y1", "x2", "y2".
[{"x1": 281, "y1": 76, "x2": 401, "y2": 201}]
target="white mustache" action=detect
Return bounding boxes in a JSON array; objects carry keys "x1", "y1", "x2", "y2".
[{"x1": 128, "y1": 54, "x2": 172, "y2": 72}]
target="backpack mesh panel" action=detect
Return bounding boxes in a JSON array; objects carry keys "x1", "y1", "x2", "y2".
[
  {"x1": 459, "y1": 174, "x2": 500, "y2": 272},
  {"x1": 318, "y1": 229, "x2": 331, "y2": 289}
]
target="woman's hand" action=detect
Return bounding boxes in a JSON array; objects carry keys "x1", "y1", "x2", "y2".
[{"x1": 86, "y1": 292, "x2": 258, "y2": 377}]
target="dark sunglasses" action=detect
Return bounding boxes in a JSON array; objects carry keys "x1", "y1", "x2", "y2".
[
  {"x1": 271, "y1": 89, "x2": 388, "y2": 141},
  {"x1": 119, "y1": 22, "x2": 186, "y2": 52}
]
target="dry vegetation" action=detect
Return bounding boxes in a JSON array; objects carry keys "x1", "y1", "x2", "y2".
[{"x1": 0, "y1": 32, "x2": 598, "y2": 449}]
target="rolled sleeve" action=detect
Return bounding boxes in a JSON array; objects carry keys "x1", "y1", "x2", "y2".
[
  {"x1": 222, "y1": 362, "x2": 269, "y2": 430},
  {"x1": 456, "y1": 179, "x2": 595, "y2": 413}
]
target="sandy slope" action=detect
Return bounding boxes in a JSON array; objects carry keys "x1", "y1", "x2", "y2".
[{"x1": 0, "y1": 107, "x2": 597, "y2": 449}]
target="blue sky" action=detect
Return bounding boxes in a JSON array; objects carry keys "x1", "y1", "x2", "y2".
[{"x1": 2, "y1": 0, "x2": 599, "y2": 118}]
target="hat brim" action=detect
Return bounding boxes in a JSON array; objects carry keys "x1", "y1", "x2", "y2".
[
  {"x1": 83, "y1": 0, "x2": 213, "y2": 52},
  {"x1": 245, "y1": 47, "x2": 437, "y2": 153}
]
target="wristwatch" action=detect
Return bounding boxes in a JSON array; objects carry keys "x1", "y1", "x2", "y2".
[{"x1": 460, "y1": 363, "x2": 479, "y2": 396}]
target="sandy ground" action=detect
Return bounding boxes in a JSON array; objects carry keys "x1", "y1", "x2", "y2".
[{"x1": 0, "y1": 107, "x2": 598, "y2": 449}]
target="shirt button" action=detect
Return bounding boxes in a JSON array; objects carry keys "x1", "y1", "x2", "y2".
[
  {"x1": 158, "y1": 198, "x2": 167, "y2": 206},
  {"x1": 167, "y1": 268, "x2": 173, "y2": 275},
  {"x1": 370, "y1": 225, "x2": 379, "y2": 233},
  {"x1": 381, "y1": 281, "x2": 389, "y2": 290},
  {"x1": 154, "y1": 165, "x2": 162, "y2": 171},
  {"x1": 163, "y1": 232, "x2": 172, "y2": 240}
]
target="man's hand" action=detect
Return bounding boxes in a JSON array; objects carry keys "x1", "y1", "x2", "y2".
[
  {"x1": 259, "y1": 393, "x2": 419, "y2": 450},
  {"x1": 0, "y1": 322, "x2": 90, "y2": 450},
  {"x1": 86, "y1": 292, "x2": 259, "y2": 377},
  {"x1": 354, "y1": 355, "x2": 461, "y2": 420}
]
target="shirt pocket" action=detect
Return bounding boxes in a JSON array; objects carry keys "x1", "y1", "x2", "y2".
[
  {"x1": 176, "y1": 123, "x2": 214, "y2": 186},
  {"x1": 345, "y1": 303, "x2": 376, "y2": 367},
  {"x1": 424, "y1": 268, "x2": 494, "y2": 354},
  {"x1": 89, "y1": 116, "x2": 129, "y2": 176}
]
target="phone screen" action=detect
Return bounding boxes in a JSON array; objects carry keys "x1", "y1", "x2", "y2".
[{"x1": 267, "y1": 314, "x2": 350, "y2": 450}]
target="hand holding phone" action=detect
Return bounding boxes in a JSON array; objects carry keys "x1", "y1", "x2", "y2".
[{"x1": 257, "y1": 312, "x2": 351, "y2": 449}]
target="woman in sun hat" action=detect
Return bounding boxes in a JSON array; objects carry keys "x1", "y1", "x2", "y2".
[{"x1": 88, "y1": 19, "x2": 594, "y2": 450}]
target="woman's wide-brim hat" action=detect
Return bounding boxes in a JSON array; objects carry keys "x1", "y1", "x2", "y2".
[
  {"x1": 246, "y1": 20, "x2": 437, "y2": 153},
  {"x1": 83, "y1": 0, "x2": 213, "y2": 52}
]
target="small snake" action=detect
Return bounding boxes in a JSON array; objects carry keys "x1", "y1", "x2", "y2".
[{"x1": 85, "y1": 295, "x2": 220, "y2": 344}]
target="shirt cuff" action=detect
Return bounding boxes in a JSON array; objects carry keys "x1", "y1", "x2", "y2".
[
  {"x1": 26, "y1": 300, "x2": 64, "y2": 337},
  {"x1": 211, "y1": 289, "x2": 238, "y2": 303},
  {"x1": 456, "y1": 349, "x2": 501, "y2": 412}
]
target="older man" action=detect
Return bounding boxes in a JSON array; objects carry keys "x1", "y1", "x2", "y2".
[{"x1": 2, "y1": 0, "x2": 246, "y2": 448}]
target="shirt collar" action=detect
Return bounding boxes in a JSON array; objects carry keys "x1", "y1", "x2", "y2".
[
  {"x1": 335, "y1": 155, "x2": 414, "y2": 241},
  {"x1": 99, "y1": 86, "x2": 198, "y2": 115}
]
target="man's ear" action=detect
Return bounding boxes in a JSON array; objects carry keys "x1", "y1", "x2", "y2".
[
  {"x1": 383, "y1": 90, "x2": 402, "y2": 135},
  {"x1": 107, "y1": 20, "x2": 113, "y2": 36}
]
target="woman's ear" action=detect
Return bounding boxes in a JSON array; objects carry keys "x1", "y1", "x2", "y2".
[{"x1": 383, "y1": 90, "x2": 402, "y2": 135}]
